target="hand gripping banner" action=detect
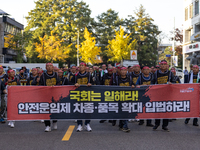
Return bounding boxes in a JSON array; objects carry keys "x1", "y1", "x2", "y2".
[{"x1": 7, "y1": 84, "x2": 200, "y2": 121}]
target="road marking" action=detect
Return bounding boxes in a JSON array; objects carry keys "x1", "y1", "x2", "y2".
[{"x1": 62, "y1": 125, "x2": 75, "y2": 141}]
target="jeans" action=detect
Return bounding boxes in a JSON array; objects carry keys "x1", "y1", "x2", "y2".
[{"x1": 119, "y1": 120, "x2": 128, "y2": 129}]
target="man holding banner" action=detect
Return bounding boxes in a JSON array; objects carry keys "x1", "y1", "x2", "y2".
[
  {"x1": 184, "y1": 65, "x2": 200, "y2": 126},
  {"x1": 39, "y1": 63, "x2": 60, "y2": 132},
  {"x1": 152, "y1": 60, "x2": 175, "y2": 132},
  {"x1": 71, "y1": 62, "x2": 93, "y2": 132},
  {"x1": 112, "y1": 67, "x2": 135, "y2": 132}
]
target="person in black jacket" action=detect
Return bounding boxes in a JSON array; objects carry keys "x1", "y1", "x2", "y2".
[
  {"x1": 136, "y1": 66, "x2": 154, "y2": 127},
  {"x1": 58, "y1": 70, "x2": 69, "y2": 85},
  {"x1": 184, "y1": 65, "x2": 199, "y2": 126},
  {"x1": 39, "y1": 63, "x2": 60, "y2": 132},
  {"x1": 71, "y1": 62, "x2": 93, "y2": 132},
  {"x1": 6, "y1": 69, "x2": 20, "y2": 128},
  {"x1": 151, "y1": 60, "x2": 175, "y2": 132},
  {"x1": 112, "y1": 67, "x2": 135, "y2": 132},
  {"x1": 27, "y1": 68, "x2": 38, "y2": 85}
]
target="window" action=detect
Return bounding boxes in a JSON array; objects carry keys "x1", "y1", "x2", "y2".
[
  {"x1": 195, "y1": 24, "x2": 200, "y2": 33},
  {"x1": 190, "y1": 4, "x2": 193, "y2": 18},
  {"x1": 195, "y1": 0, "x2": 199, "y2": 15},
  {"x1": 185, "y1": 7, "x2": 188, "y2": 21},
  {"x1": 185, "y1": 30, "x2": 191, "y2": 43}
]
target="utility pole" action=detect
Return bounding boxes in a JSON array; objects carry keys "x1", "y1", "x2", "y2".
[
  {"x1": 172, "y1": 17, "x2": 176, "y2": 67},
  {"x1": 77, "y1": 30, "x2": 79, "y2": 66}
]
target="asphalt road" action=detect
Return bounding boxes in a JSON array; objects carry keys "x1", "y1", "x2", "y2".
[{"x1": 0, "y1": 119, "x2": 200, "y2": 150}]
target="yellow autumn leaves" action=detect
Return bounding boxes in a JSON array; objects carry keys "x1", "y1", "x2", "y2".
[
  {"x1": 78, "y1": 28, "x2": 101, "y2": 64},
  {"x1": 35, "y1": 31, "x2": 72, "y2": 62},
  {"x1": 106, "y1": 26, "x2": 137, "y2": 62},
  {"x1": 6, "y1": 26, "x2": 136, "y2": 64}
]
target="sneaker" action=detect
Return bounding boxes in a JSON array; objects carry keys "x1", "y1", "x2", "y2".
[
  {"x1": 10, "y1": 121, "x2": 15, "y2": 128},
  {"x1": 119, "y1": 127, "x2": 123, "y2": 131},
  {"x1": 122, "y1": 128, "x2": 130, "y2": 132},
  {"x1": 153, "y1": 125, "x2": 158, "y2": 130},
  {"x1": 41, "y1": 120, "x2": 44, "y2": 123},
  {"x1": 53, "y1": 122, "x2": 57, "y2": 130},
  {"x1": 162, "y1": 127, "x2": 170, "y2": 132},
  {"x1": 8, "y1": 121, "x2": 11, "y2": 126},
  {"x1": 45, "y1": 126, "x2": 51, "y2": 132},
  {"x1": 85, "y1": 124, "x2": 92, "y2": 132},
  {"x1": 76, "y1": 125, "x2": 83, "y2": 132}
]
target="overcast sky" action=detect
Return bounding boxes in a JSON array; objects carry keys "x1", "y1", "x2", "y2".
[{"x1": 1, "y1": 0, "x2": 183, "y2": 43}]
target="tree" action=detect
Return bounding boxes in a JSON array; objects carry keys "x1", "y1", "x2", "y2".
[
  {"x1": 78, "y1": 27, "x2": 101, "y2": 64},
  {"x1": 159, "y1": 46, "x2": 173, "y2": 64},
  {"x1": 170, "y1": 28, "x2": 183, "y2": 68},
  {"x1": 133, "y1": 5, "x2": 161, "y2": 66},
  {"x1": 93, "y1": 9, "x2": 124, "y2": 63},
  {"x1": 106, "y1": 26, "x2": 137, "y2": 64},
  {"x1": 35, "y1": 31, "x2": 71, "y2": 62},
  {"x1": 25, "y1": 0, "x2": 93, "y2": 65},
  {"x1": 4, "y1": 33, "x2": 26, "y2": 63}
]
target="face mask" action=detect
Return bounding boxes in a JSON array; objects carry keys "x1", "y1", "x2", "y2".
[{"x1": 20, "y1": 73, "x2": 24, "y2": 75}]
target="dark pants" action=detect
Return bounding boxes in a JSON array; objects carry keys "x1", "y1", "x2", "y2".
[
  {"x1": 0, "y1": 94, "x2": 6, "y2": 118},
  {"x1": 119, "y1": 120, "x2": 128, "y2": 129},
  {"x1": 185, "y1": 118, "x2": 198, "y2": 124},
  {"x1": 140, "y1": 119, "x2": 152, "y2": 125},
  {"x1": 155, "y1": 119, "x2": 169, "y2": 127},
  {"x1": 77, "y1": 120, "x2": 90, "y2": 126},
  {"x1": 44, "y1": 120, "x2": 57, "y2": 126}
]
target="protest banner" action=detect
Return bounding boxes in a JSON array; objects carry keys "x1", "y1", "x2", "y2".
[{"x1": 7, "y1": 84, "x2": 199, "y2": 120}]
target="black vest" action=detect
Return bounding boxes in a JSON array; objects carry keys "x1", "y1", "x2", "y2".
[
  {"x1": 156, "y1": 70, "x2": 171, "y2": 84},
  {"x1": 75, "y1": 72, "x2": 91, "y2": 85},
  {"x1": 140, "y1": 74, "x2": 152, "y2": 85}
]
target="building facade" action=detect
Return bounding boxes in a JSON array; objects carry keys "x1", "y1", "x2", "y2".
[
  {"x1": 0, "y1": 10, "x2": 24, "y2": 63},
  {"x1": 183, "y1": 0, "x2": 200, "y2": 70}
]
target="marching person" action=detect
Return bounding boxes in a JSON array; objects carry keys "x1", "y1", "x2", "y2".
[
  {"x1": 0, "y1": 65, "x2": 7, "y2": 123},
  {"x1": 5, "y1": 69, "x2": 20, "y2": 128},
  {"x1": 99, "y1": 68, "x2": 113, "y2": 123},
  {"x1": 71, "y1": 62, "x2": 93, "y2": 132},
  {"x1": 94, "y1": 66, "x2": 101, "y2": 85},
  {"x1": 184, "y1": 65, "x2": 199, "y2": 126},
  {"x1": 112, "y1": 67, "x2": 135, "y2": 132},
  {"x1": 68, "y1": 66, "x2": 76, "y2": 84},
  {"x1": 18, "y1": 69, "x2": 28, "y2": 86},
  {"x1": 39, "y1": 63, "x2": 60, "y2": 132},
  {"x1": 101, "y1": 64, "x2": 108, "y2": 77},
  {"x1": 130, "y1": 65, "x2": 141, "y2": 85},
  {"x1": 31, "y1": 69, "x2": 43, "y2": 86},
  {"x1": 63, "y1": 67, "x2": 68, "y2": 78},
  {"x1": 27, "y1": 68, "x2": 38, "y2": 85},
  {"x1": 171, "y1": 69, "x2": 181, "y2": 84},
  {"x1": 151, "y1": 60, "x2": 175, "y2": 132},
  {"x1": 136, "y1": 66, "x2": 154, "y2": 127},
  {"x1": 58, "y1": 70, "x2": 69, "y2": 85}
]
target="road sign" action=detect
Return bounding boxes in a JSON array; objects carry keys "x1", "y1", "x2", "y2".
[
  {"x1": 130, "y1": 50, "x2": 137, "y2": 60},
  {"x1": 166, "y1": 54, "x2": 171, "y2": 57}
]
